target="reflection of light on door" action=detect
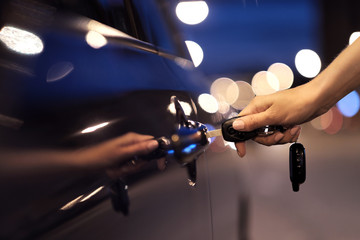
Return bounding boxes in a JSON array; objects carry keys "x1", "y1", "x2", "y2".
[
  {"x1": 268, "y1": 63, "x2": 294, "y2": 90},
  {"x1": 86, "y1": 31, "x2": 107, "y2": 49},
  {"x1": 198, "y1": 93, "x2": 218, "y2": 113},
  {"x1": 81, "y1": 122, "x2": 109, "y2": 134},
  {"x1": 295, "y1": 49, "x2": 321, "y2": 78},
  {"x1": 168, "y1": 101, "x2": 192, "y2": 116},
  {"x1": 0, "y1": 26, "x2": 44, "y2": 54},
  {"x1": 47, "y1": 62, "x2": 74, "y2": 82},
  {"x1": 176, "y1": 1, "x2": 209, "y2": 25},
  {"x1": 349, "y1": 32, "x2": 360, "y2": 45},
  {"x1": 185, "y1": 40, "x2": 204, "y2": 67},
  {"x1": 251, "y1": 71, "x2": 279, "y2": 96}
]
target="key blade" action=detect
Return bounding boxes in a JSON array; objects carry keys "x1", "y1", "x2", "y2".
[{"x1": 205, "y1": 129, "x2": 222, "y2": 138}]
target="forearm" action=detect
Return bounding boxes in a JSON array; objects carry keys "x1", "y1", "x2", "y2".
[
  {"x1": 309, "y1": 37, "x2": 360, "y2": 114},
  {"x1": 0, "y1": 150, "x2": 85, "y2": 178}
]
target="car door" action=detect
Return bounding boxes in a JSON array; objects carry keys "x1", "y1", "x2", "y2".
[{"x1": 0, "y1": 0, "x2": 222, "y2": 239}]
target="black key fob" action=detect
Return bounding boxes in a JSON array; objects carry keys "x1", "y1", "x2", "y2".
[
  {"x1": 221, "y1": 117, "x2": 258, "y2": 142},
  {"x1": 289, "y1": 143, "x2": 306, "y2": 192}
]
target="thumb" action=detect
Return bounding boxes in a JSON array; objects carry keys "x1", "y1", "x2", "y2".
[{"x1": 232, "y1": 112, "x2": 270, "y2": 132}]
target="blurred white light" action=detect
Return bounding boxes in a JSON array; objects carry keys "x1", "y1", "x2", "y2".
[
  {"x1": 198, "y1": 93, "x2": 218, "y2": 113},
  {"x1": 86, "y1": 31, "x2": 107, "y2": 49},
  {"x1": 176, "y1": 1, "x2": 209, "y2": 25},
  {"x1": 336, "y1": 91, "x2": 360, "y2": 117},
  {"x1": 168, "y1": 101, "x2": 192, "y2": 116},
  {"x1": 349, "y1": 32, "x2": 360, "y2": 45},
  {"x1": 268, "y1": 63, "x2": 294, "y2": 90},
  {"x1": 295, "y1": 49, "x2": 321, "y2": 78},
  {"x1": 231, "y1": 81, "x2": 255, "y2": 110},
  {"x1": 0, "y1": 26, "x2": 44, "y2": 54},
  {"x1": 251, "y1": 71, "x2": 279, "y2": 96},
  {"x1": 185, "y1": 40, "x2": 204, "y2": 67},
  {"x1": 210, "y1": 77, "x2": 239, "y2": 104},
  {"x1": 81, "y1": 122, "x2": 109, "y2": 134}
]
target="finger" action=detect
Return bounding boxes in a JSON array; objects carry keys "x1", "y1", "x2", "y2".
[
  {"x1": 291, "y1": 127, "x2": 301, "y2": 142},
  {"x1": 235, "y1": 142, "x2": 246, "y2": 158},
  {"x1": 113, "y1": 132, "x2": 155, "y2": 146},
  {"x1": 157, "y1": 157, "x2": 167, "y2": 171},
  {"x1": 252, "y1": 132, "x2": 285, "y2": 146},
  {"x1": 232, "y1": 112, "x2": 273, "y2": 132},
  {"x1": 118, "y1": 139, "x2": 159, "y2": 160}
]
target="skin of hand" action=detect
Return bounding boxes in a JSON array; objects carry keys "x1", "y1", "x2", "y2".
[
  {"x1": 0, "y1": 132, "x2": 161, "y2": 179},
  {"x1": 75, "y1": 132, "x2": 159, "y2": 169},
  {"x1": 233, "y1": 37, "x2": 360, "y2": 157}
]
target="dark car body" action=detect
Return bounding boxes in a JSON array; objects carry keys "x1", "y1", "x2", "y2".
[{"x1": 0, "y1": 0, "x2": 249, "y2": 239}]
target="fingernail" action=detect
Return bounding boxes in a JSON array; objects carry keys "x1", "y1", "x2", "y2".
[
  {"x1": 233, "y1": 119, "x2": 245, "y2": 130},
  {"x1": 290, "y1": 126, "x2": 301, "y2": 136},
  {"x1": 274, "y1": 133, "x2": 284, "y2": 142},
  {"x1": 147, "y1": 140, "x2": 158, "y2": 149}
]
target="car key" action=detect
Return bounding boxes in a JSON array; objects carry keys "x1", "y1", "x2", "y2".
[
  {"x1": 289, "y1": 142, "x2": 306, "y2": 192},
  {"x1": 205, "y1": 116, "x2": 285, "y2": 142}
]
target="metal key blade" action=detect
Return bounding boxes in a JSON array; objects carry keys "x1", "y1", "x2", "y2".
[{"x1": 205, "y1": 129, "x2": 222, "y2": 138}]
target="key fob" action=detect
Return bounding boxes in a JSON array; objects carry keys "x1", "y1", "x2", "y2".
[
  {"x1": 221, "y1": 117, "x2": 258, "y2": 142},
  {"x1": 221, "y1": 117, "x2": 284, "y2": 142},
  {"x1": 289, "y1": 143, "x2": 306, "y2": 192}
]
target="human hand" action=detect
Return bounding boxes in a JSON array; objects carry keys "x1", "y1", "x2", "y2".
[
  {"x1": 75, "y1": 132, "x2": 164, "y2": 176},
  {"x1": 232, "y1": 84, "x2": 320, "y2": 157}
]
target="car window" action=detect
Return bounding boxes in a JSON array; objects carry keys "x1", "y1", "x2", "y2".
[{"x1": 46, "y1": 0, "x2": 144, "y2": 40}]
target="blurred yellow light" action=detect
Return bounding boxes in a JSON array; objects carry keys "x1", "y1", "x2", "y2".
[
  {"x1": 268, "y1": 63, "x2": 294, "y2": 90},
  {"x1": 81, "y1": 122, "x2": 109, "y2": 134},
  {"x1": 295, "y1": 49, "x2": 321, "y2": 78},
  {"x1": 0, "y1": 26, "x2": 44, "y2": 54},
  {"x1": 251, "y1": 71, "x2": 279, "y2": 96},
  {"x1": 86, "y1": 31, "x2": 107, "y2": 49},
  {"x1": 168, "y1": 101, "x2": 192, "y2": 116},
  {"x1": 198, "y1": 93, "x2": 218, "y2": 113},
  {"x1": 176, "y1": 1, "x2": 209, "y2": 25},
  {"x1": 349, "y1": 32, "x2": 360, "y2": 45},
  {"x1": 185, "y1": 40, "x2": 204, "y2": 67},
  {"x1": 231, "y1": 81, "x2": 255, "y2": 110}
]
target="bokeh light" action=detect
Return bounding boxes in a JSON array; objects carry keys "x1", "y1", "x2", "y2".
[
  {"x1": 336, "y1": 91, "x2": 360, "y2": 118},
  {"x1": 198, "y1": 93, "x2": 219, "y2": 113},
  {"x1": 322, "y1": 107, "x2": 343, "y2": 135},
  {"x1": 185, "y1": 40, "x2": 204, "y2": 67},
  {"x1": 210, "y1": 77, "x2": 239, "y2": 105},
  {"x1": 176, "y1": 1, "x2": 209, "y2": 25},
  {"x1": 295, "y1": 49, "x2": 321, "y2": 78},
  {"x1": 0, "y1": 26, "x2": 44, "y2": 54},
  {"x1": 251, "y1": 71, "x2": 279, "y2": 96},
  {"x1": 86, "y1": 31, "x2": 107, "y2": 49},
  {"x1": 268, "y1": 63, "x2": 294, "y2": 90},
  {"x1": 231, "y1": 81, "x2": 255, "y2": 110},
  {"x1": 349, "y1": 32, "x2": 360, "y2": 45}
]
